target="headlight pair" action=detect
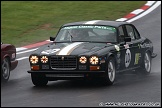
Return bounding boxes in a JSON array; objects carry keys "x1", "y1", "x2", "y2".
[
  {"x1": 79, "y1": 56, "x2": 99, "y2": 65},
  {"x1": 30, "y1": 55, "x2": 48, "y2": 64},
  {"x1": 30, "y1": 55, "x2": 98, "y2": 65}
]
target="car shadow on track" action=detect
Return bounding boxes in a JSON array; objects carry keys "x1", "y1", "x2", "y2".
[{"x1": 29, "y1": 70, "x2": 156, "y2": 91}]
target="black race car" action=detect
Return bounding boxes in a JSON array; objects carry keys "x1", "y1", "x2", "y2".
[{"x1": 27, "y1": 20, "x2": 157, "y2": 86}]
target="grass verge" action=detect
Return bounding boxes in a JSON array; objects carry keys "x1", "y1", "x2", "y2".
[{"x1": 1, "y1": 1, "x2": 146, "y2": 47}]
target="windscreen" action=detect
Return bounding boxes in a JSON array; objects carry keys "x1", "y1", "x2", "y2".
[{"x1": 55, "y1": 25, "x2": 117, "y2": 43}]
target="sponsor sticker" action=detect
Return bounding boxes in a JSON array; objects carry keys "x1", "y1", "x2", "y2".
[{"x1": 134, "y1": 53, "x2": 141, "y2": 65}]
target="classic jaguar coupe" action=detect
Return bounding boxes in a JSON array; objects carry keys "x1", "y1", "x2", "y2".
[
  {"x1": 1, "y1": 42, "x2": 18, "y2": 82},
  {"x1": 27, "y1": 20, "x2": 157, "y2": 86}
]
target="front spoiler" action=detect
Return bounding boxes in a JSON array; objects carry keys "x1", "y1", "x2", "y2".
[
  {"x1": 27, "y1": 70, "x2": 106, "y2": 79},
  {"x1": 27, "y1": 70, "x2": 105, "y2": 74}
]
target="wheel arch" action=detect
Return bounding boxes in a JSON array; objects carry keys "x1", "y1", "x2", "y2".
[
  {"x1": 3, "y1": 56, "x2": 11, "y2": 69},
  {"x1": 146, "y1": 49, "x2": 152, "y2": 55},
  {"x1": 144, "y1": 49, "x2": 152, "y2": 59},
  {"x1": 107, "y1": 53, "x2": 117, "y2": 69}
]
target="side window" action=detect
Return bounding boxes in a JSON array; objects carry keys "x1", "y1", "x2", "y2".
[
  {"x1": 118, "y1": 26, "x2": 125, "y2": 42},
  {"x1": 134, "y1": 28, "x2": 140, "y2": 39},
  {"x1": 119, "y1": 26, "x2": 124, "y2": 36},
  {"x1": 125, "y1": 25, "x2": 135, "y2": 40}
]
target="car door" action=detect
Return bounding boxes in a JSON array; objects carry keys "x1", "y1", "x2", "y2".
[
  {"x1": 117, "y1": 25, "x2": 135, "y2": 71},
  {"x1": 125, "y1": 24, "x2": 142, "y2": 68},
  {"x1": 126, "y1": 25, "x2": 142, "y2": 67}
]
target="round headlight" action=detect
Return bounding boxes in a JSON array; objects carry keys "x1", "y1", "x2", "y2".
[
  {"x1": 30, "y1": 56, "x2": 39, "y2": 64},
  {"x1": 90, "y1": 56, "x2": 99, "y2": 65},
  {"x1": 79, "y1": 56, "x2": 87, "y2": 64},
  {"x1": 41, "y1": 56, "x2": 48, "y2": 63}
]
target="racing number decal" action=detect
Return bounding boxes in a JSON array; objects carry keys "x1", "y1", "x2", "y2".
[{"x1": 125, "y1": 49, "x2": 131, "y2": 68}]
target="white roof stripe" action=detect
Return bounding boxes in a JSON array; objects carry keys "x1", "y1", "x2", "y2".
[
  {"x1": 116, "y1": 18, "x2": 127, "y2": 21},
  {"x1": 84, "y1": 20, "x2": 101, "y2": 24}
]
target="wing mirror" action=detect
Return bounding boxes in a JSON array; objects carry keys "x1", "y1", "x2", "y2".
[
  {"x1": 50, "y1": 37, "x2": 55, "y2": 41},
  {"x1": 119, "y1": 36, "x2": 131, "y2": 46},
  {"x1": 124, "y1": 37, "x2": 131, "y2": 42}
]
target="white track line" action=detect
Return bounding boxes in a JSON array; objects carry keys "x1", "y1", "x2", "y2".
[
  {"x1": 16, "y1": 47, "x2": 27, "y2": 52},
  {"x1": 16, "y1": 57, "x2": 29, "y2": 61},
  {"x1": 17, "y1": 48, "x2": 38, "y2": 55}
]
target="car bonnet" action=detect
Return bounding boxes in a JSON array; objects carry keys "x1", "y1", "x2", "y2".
[{"x1": 34, "y1": 42, "x2": 113, "y2": 56}]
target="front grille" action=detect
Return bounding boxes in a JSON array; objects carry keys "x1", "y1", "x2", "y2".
[{"x1": 50, "y1": 56, "x2": 77, "y2": 70}]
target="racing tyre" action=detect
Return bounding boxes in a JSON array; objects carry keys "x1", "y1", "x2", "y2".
[
  {"x1": 102, "y1": 57, "x2": 116, "y2": 85},
  {"x1": 141, "y1": 51, "x2": 152, "y2": 74},
  {"x1": 31, "y1": 73, "x2": 48, "y2": 86},
  {"x1": 1, "y1": 58, "x2": 10, "y2": 82}
]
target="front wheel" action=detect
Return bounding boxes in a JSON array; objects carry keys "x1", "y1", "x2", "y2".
[
  {"x1": 31, "y1": 73, "x2": 48, "y2": 86},
  {"x1": 101, "y1": 57, "x2": 116, "y2": 85},
  {"x1": 1, "y1": 58, "x2": 10, "y2": 82}
]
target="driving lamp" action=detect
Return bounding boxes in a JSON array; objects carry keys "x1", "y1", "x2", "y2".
[
  {"x1": 30, "y1": 56, "x2": 39, "y2": 64},
  {"x1": 90, "y1": 56, "x2": 99, "y2": 65},
  {"x1": 79, "y1": 56, "x2": 87, "y2": 64},
  {"x1": 41, "y1": 56, "x2": 48, "y2": 63}
]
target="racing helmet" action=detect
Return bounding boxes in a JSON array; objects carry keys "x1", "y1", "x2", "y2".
[{"x1": 70, "y1": 29, "x2": 82, "y2": 38}]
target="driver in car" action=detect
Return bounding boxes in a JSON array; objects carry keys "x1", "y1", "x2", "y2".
[{"x1": 70, "y1": 29, "x2": 88, "y2": 40}]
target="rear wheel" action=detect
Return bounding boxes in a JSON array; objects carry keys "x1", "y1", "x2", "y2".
[
  {"x1": 137, "y1": 51, "x2": 151, "y2": 75},
  {"x1": 101, "y1": 57, "x2": 116, "y2": 85},
  {"x1": 1, "y1": 58, "x2": 10, "y2": 82},
  {"x1": 31, "y1": 73, "x2": 48, "y2": 86}
]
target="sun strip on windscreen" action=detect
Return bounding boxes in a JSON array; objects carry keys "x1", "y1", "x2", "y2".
[{"x1": 63, "y1": 25, "x2": 116, "y2": 32}]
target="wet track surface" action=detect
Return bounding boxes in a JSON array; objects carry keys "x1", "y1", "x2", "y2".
[{"x1": 1, "y1": 6, "x2": 161, "y2": 107}]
